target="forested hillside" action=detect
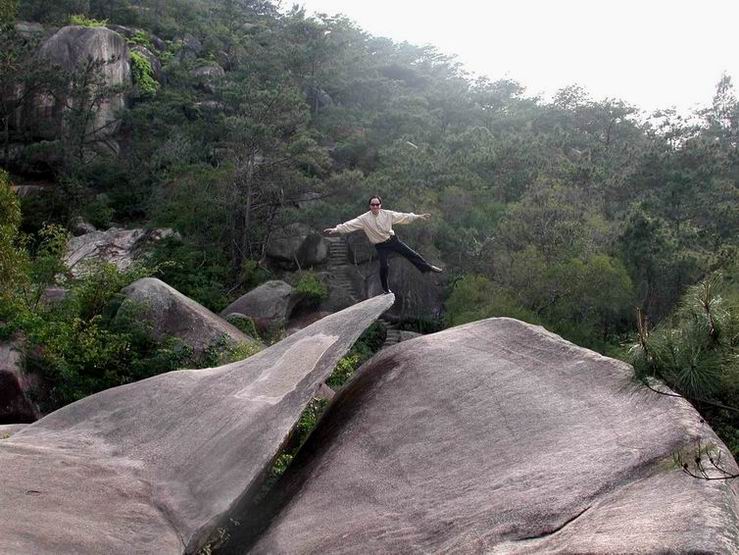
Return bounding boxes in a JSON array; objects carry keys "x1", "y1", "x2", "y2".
[{"x1": 1, "y1": 0, "x2": 737, "y2": 451}]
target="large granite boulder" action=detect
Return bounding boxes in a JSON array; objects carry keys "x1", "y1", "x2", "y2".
[
  {"x1": 0, "y1": 294, "x2": 393, "y2": 554},
  {"x1": 64, "y1": 226, "x2": 178, "y2": 277},
  {"x1": 191, "y1": 63, "x2": 225, "y2": 94},
  {"x1": 346, "y1": 232, "x2": 375, "y2": 264},
  {"x1": 266, "y1": 223, "x2": 329, "y2": 269},
  {"x1": 118, "y1": 278, "x2": 259, "y2": 357},
  {"x1": 0, "y1": 338, "x2": 40, "y2": 424},
  {"x1": 221, "y1": 280, "x2": 301, "y2": 332},
  {"x1": 361, "y1": 254, "x2": 445, "y2": 322},
  {"x1": 243, "y1": 318, "x2": 739, "y2": 553},
  {"x1": 33, "y1": 26, "x2": 131, "y2": 140}
]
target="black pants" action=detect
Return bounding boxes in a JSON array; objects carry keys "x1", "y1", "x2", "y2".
[{"x1": 375, "y1": 235, "x2": 433, "y2": 292}]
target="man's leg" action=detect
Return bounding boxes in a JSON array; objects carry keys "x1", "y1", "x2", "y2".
[
  {"x1": 375, "y1": 244, "x2": 391, "y2": 292},
  {"x1": 388, "y1": 236, "x2": 436, "y2": 273}
]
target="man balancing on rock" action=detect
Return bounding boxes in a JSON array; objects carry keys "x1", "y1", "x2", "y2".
[{"x1": 324, "y1": 195, "x2": 443, "y2": 294}]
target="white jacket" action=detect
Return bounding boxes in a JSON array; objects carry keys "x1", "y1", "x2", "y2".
[{"x1": 332, "y1": 209, "x2": 421, "y2": 244}]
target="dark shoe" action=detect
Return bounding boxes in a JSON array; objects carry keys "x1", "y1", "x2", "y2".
[{"x1": 430, "y1": 265, "x2": 443, "y2": 273}]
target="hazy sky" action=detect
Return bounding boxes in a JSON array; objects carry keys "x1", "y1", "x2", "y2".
[{"x1": 294, "y1": 0, "x2": 739, "y2": 114}]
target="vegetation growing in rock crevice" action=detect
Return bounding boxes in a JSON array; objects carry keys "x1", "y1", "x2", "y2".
[{"x1": 130, "y1": 50, "x2": 158, "y2": 97}]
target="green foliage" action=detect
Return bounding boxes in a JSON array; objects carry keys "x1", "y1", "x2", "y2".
[
  {"x1": 0, "y1": 170, "x2": 30, "y2": 320},
  {"x1": 69, "y1": 13, "x2": 107, "y2": 27},
  {"x1": 295, "y1": 272, "x2": 328, "y2": 305},
  {"x1": 628, "y1": 274, "x2": 739, "y2": 456},
  {"x1": 130, "y1": 50, "x2": 159, "y2": 97},
  {"x1": 226, "y1": 314, "x2": 260, "y2": 340},
  {"x1": 239, "y1": 259, "x2": 270, "y2": 291},
  {"x1": 629, "y1": 274, "x2": 738, "y2": 400},
  {"x1": 326, "y1": 354, "x2": 360, "y2": 389},
  {"x1": 0, "y1": 0, "x2": 18, "y2": 24},
  {"x1": 202, "y1": 336, "x2": 261, "y2": 367},
  {"x1": 128, "y1": 30, "x2": 154, "y2": 49},
  {"x1": 445, "y1": 274, "x2": 542, "y2": 329},
  {"x1": 146, "y1": 238, "x2": 232, "y2": 312}
]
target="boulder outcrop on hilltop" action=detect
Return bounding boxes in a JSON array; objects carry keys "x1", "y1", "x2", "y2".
[
  {"x1": 244, "y1": 318, "x2": 739, "y2": 554},
  {"x1": 265, "y1": 222, "x2": 329, "y2": 269},
  {"x1": 64, "y1": 226, "x2": 178, "y2": 276},
  {"x1": 34, "y1": 26, "x2": 131, "y2": 140},
  {"x1": 0, "y1": 294, "x2": 395, "y2": 554}
]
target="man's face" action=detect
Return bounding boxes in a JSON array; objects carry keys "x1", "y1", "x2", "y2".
[{"x1": 369, "y1": 198, "x2": 381, "y2": 214}]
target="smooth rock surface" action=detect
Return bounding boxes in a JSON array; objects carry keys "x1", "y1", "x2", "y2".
[
  {"x1": 118, "y1": 278, "x2": 259, "y2": 356},
  {"x1": 35, "y1": 26, "x2": 130, "y2": 140},
  {"x1": 266, "y1": 223, "x2": 329, "y2": 269},
  {"x1": 221, "y1": 280, "x2": 301, "y2": 331},
  {"x1": 0, "y1": 294, "x2": 394, "y2": 554},
  {"x1": 0, "y1": 338, "x2": 39, "y2": 424},
  {"x1": 362, "y1": 254, "x2": 445, "y2": 321},
  {"x1": 64, "y1": 226, "x2": 175, "y2": 276},
  {"x1": 246, "y1": 318, "x2": 739, "y2": 554}
]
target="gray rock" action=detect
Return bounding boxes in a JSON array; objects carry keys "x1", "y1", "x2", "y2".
[
  {"x1": 266, "y1": 223, "x2": 328, "y2": 269},
  {"x1": 0, "y1": 424, "x2": 28, "y2": 438},
  {"x1": 72, "y1": 217, "x2": 97, "y2": 236},
  {"x1": 0, "y1": 294, "x2": 394, "y2": 554},
  {"x1": 63, "y1": 227, "x2": 177, "y2": 277},
  {"x1": 105, "y1": 24, "x2": 136, "y2": 38},
  {"x1": 191, "y1": 63, "x2": 225, "y2": 94},
  {"x1": 118, "y1": 278, "x2": 258, "y2": 357},
  {"x1": 247, "y1": 318, "x2": 739, "y2": 554},
  {"x1": 346, "y1": 232, "x2": 375, "y2": 264},
  {"x1": 179, "y1": 33, "x2": 202, "y2": 60},
  {"x1": 14, "y1": 21, "x2": 45, "y2": 39},
  {"x1": 35, "y1": 26, "x2": 131, "y2": 140},
  {"x1": 151, "y1": 35, "x2": 167, "y2": 52},
  {"x1": 221, "y1": 280, "x2": 301, "y2": 331},
  {"x1": 40, "y1": 286, "x2": 69, "y2": 305},
  {"x1": 0, "y1": 338, "x2": 39, "y2": 424},
  {"x1": 362, "y1": 254, "x2": 445, "y2": 321}
]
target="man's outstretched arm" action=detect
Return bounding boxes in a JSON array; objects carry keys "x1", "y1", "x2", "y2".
[
  {"x1": 387, "y1": 210, "x2": 431, "y2": 225},
  {"x1": 324, "y1": 216, "x2": 365, "y2": 235}
]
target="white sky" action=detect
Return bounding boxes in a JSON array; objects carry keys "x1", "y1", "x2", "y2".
[{"x1": 293, "y1": 0, "x2": 739, "y2": 114}]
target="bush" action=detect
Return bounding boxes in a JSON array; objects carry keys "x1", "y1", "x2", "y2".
[
  {"x1": 130, "y1": 50, "x2": 159, "y2": 97},
  {"x1": 295, "y1": 272, "x2": 328, "y2": 306},
  {"x1": 69, "y1": 14, "x2": 107, "y2": 27}
]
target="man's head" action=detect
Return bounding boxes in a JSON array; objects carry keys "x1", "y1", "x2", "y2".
[{"x1": 368, "y1": 195, "x2": 382, "y2": 215}]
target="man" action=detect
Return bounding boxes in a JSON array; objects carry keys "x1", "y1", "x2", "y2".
[{"x1": 324, "y1": 195, "x2": 442, "y2": 294}]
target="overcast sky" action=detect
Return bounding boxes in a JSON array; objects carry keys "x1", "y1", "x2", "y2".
[{"x1": 293, "y1": 0, "x2": 738, "y2": 114}]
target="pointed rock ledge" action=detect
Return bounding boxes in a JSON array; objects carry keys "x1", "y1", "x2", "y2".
[
  {"x1": 247, "y1": 318, "x2": 739, "y2": 554},
  {"x1": 0, "y1": 294, "x2": 394, "y2": 554}
]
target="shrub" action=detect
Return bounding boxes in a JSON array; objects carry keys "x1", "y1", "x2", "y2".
[
  {"x1": 295, "y1": 272, "x2": 328, "y2": 305},
  {"x1": 127, "y1": 30, "x2": 153, "y2": 49},
  {"x1": 130, "y1": 50, "x2": 159, "y2": 97},
  {"x1": 68, "y1": 14, "x2": 107, "y2": 27}
]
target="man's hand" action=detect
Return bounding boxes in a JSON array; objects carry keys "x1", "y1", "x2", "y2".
[
  {"x1": 324, "y1": 227, "x2": 337, "y2": 235},
  {"x1": 418, "y1": 213, "x2": 432, "y2": 220}
]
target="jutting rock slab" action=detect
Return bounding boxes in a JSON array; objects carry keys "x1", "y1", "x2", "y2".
[
  {"x1": 246, "y1": 318, "x2": 739, "y2": 554},
  {"x1": 0, "y1": 294, "x2": 394, "y2": 554}
]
